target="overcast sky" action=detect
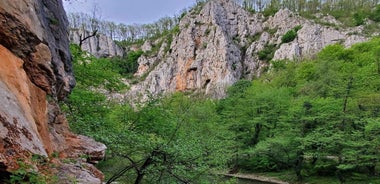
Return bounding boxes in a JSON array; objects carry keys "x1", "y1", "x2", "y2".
[{"x1": 63, "y1": 0, "x2": 197, "y2": 25}]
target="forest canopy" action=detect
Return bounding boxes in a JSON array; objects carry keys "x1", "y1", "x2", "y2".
[{"x1": 63, "y1": 34, "x2": 380, "y2": 183}]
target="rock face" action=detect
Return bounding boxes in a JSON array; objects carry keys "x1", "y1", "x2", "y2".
[
  {"x1": 0, "y1": 0, "x2": 105, "y2": 183},
  {"x1": 127, "y1": 0, "x2": 367, "y2": 101},
  {"x1": 70, "y1": 29, "x2": 124, "y2": 58},
  {"x1": 266, "y1": 9, "x2": 367, "y2": 60}
]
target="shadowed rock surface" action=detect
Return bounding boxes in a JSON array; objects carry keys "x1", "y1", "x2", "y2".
[{"x1": 0, "y1": 0, "x2": 105, "y2": 183}]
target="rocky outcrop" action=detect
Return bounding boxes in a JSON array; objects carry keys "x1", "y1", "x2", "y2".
[
  {"x1": 266, "y1": 9, "x2": 367, "y2": 60},
  {"x1": 126, "y1": 0, "x2": 368, "y2": 101},
  {"x1": 70, "y1": 29, "x2": 124, "y2": 58},
  {"x1": 0, "y1": 0, "x2": 105, "y2": 183}
]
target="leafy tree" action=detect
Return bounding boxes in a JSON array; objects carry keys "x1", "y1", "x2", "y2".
[
  {"x1": 111, "y1": 50, "x2": 143, "y2": 77},
  {"x1": 101, "y1": 94, "x2": 232, "y2": 184},
  {"x1": 218, "y1": 38, "x2": 380, "y2": 183},
  {"x1": 65, "y1": 45, "x2": 232, "y2": 183},
  {"x1": 64, "y1": 35, "x2": 380, "y2": 183}
]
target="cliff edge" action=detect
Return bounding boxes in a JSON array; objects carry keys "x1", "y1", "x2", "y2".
[{"x1": 0, "y1": 0, "x2": 105, "y2": 183}]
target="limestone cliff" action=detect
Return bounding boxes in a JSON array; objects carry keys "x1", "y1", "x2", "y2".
[
  {"x1": 126, "y1": 0, "x2": 368, "y2": 102},
  {"x1": 69, "y1": 29, "x2": 124, "y2": 58},
  {"x1": 0, "y1": 0, "x2": 105, "y2": 183}
]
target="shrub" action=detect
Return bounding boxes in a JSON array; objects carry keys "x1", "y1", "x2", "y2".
[
  {"x1": 281, "y1": 29, "x2": 297, "y2": 43},
  {"x1": 263, "y1": 6, "x2": 279, "y2": 17},
  {"x1": 353, "y1": 12, "x2": 365, "y2": 26},
  {"x1": 258, "y1": 44, "x2": 277, "y2": 62},
  {"x1": 294, "y1": 25, "x2": 302, "y2": 32},
  {"x1": 112, "y1": 50, "x2": 143, "y2": 77},
  {"x1": 281, "y1": 25, "x2": 302, "y2": 44},
  {"x1": 371, "y1": 5, "x2": 380, "y2": 22}
]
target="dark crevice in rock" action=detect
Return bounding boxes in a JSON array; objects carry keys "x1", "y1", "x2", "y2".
[
  {"x1": 0, "y1": 168, "x2": 11, "y2": 184},
  {"x1": 188, "y1": 67, "x2": 198, "y2": 72},
  {"x1": 204, "y1": 79, "x2": 211, "y2": 88},
  {"x1": 239, "y1": 45, "x2": 247, "y2": 79}
]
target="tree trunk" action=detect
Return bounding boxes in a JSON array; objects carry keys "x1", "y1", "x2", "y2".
[
  {"x1": 251, "y1": 123, "x2": 262, "y2": 145},
  {"x1": 79, "y1": 30, "x2": 98, "y2": 48},
  {"x1": 295, "y1": 151, "x2": 304, "y2": 181},
  {"x1": 134, "y1": 153, "x2": 155, "y2": 184},
  {"x1": 341, "y1": 76, "x2": 353, "y2": 130},
  {"x1": 134, "y1": 172, "x2": 145, "y2": 184}
]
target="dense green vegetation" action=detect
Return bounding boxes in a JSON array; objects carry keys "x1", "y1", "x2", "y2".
[
  {"x1": 281, "y1": 25, "x2": 302, "y2": 44},
  {"x1": 63, "y1": 44, "x2": 233, "y2": 184},
  {"x1": 241, "y1": 0, "x2": 380, "y2": 27},
  {"x1": 65, "y1": 35, "x2": 380, "y2": 183},
  {"x1": 257, "y1": 44, "x2": 277, "y2": 62},
  {"x1": 218, "y1": 38, "x2": 380, "y2": 183},
  {"x1": 111, "y1": 50, "x2": 143, "y2": 77}
]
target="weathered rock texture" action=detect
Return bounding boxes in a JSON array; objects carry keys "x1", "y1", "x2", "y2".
[
  {"x1": 70, "y1": 29, "x2": 124, "y2": 58},
  {"x1": 0, "y1": 0, "x2": 105, "y2": 183},
  {"x1": 127, "y1": 0, "x2": 367, "y2": 102}
]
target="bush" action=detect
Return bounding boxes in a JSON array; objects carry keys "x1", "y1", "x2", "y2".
[
  {"x1": 281, "y1": 25, "x2": 302, "y2": 44},
  {"x1": 70, "y1": 44, "x2": 127, "y2": 92},
  {"x1": 112, "y1": 50, "x2": 143, "y2": 77},
  {"x1": 263, "y1": 6, "x2": 279, "y2": 17},
  {"x1": 294, "y1": 25, "x2": 302, "y2": 32},
  {"x1": 281, "y1": 30, "x2": 297, "y2": 43},
  {"x1": 258, "y1": 44, "x2": 277, "y2": 62},
  {"x1": 353, "y1": 12, "x2": 365, "y2": 26},
  {"x1": 371, "y1": 5, "x2": 380, "y2": 22}
]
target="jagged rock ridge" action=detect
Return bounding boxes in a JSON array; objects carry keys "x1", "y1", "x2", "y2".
[
  {"x1": 0, "y1": 0, "x2": 105, "y2": 183},
  {"x1": 126, "y1": 0, "x2": 367, "y2": 102},
  {"x1": 70, "y1": 28, "x2": 124, "y2": 58}
]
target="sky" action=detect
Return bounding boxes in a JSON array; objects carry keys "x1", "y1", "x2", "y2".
[{"x1": 63, "y1": 0, "x2": 197, "y2": 25}]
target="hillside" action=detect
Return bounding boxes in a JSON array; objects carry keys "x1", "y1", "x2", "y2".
[
  {"x1": 66, "y1": 35, "x2": 380, "y2": 184},
  {"x1": 65, "y1": 0, "x2": 379, "y2": 103},
  {"x1": 124, "y1": 0, "x2": 372, "y2": 102},
  {"x1": 62, "y1": 0, "x2": 380, "y2": 183}
]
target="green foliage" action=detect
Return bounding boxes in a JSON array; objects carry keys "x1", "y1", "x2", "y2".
[
  {"x1": 70, "y1": 44, "x2": 127, "y2": 92},
  {"x1": 65, "y1": 44, "x2": 231, "y2": 183},
  {"x1": 111, "y1": 50, "x2": 143, "y2": 77},
  {"x1": 205, "y1": 28, "x2": 211, "y2": 36},
  {"x1": 96, "y1": 94, "x2": 232, "y2": 183},
  {"x1": 281, "y1": 29, "x2": 297, "y2": 43},
  {"x1": 246, "y1": 32, "x2": 261, "y2": 44},
  {"x1": 263, "y1": 5, "x2": 279, "y2": 17},
  {"x1": 192, "y1": 0, "x2": 207, "y2": 15},
  {"x1": 257, "y1": 44, "x2": 277, "y2": 62},
  {"x1": 293, "y1": 25, "x2": 302, "y2": 32},
  {"x1": 353, "y1": 12, "x2": 365, "y2": 26},
  {"x1": 65, "y1": 38, "x2": 380, "y2": 183},
  {"x1": 218, "y1": 38, "x2": 380, "y2": 182},
  {"x1": 115, "y1": 39, "x2": 145, "y2": 48},
  {"x1": 9, "y1": 160, "x2": 49, "y2": 184},
  {"x1": 264, "y1": 27, "x2": 278, "y2": 35},
  {"x1": 281, "y1": 25, "x2": 302, "y2": 44},
  {"x1": 371, "y1": 5, "x2": 380, "y2": 22},
  {"x1": 49, "y1": 17, "x2": 59, "y2": 25}
]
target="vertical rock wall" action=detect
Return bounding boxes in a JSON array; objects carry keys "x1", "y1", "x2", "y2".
[{"x1": 0, "y1": 0, "x2": 105, "y2": 183}]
